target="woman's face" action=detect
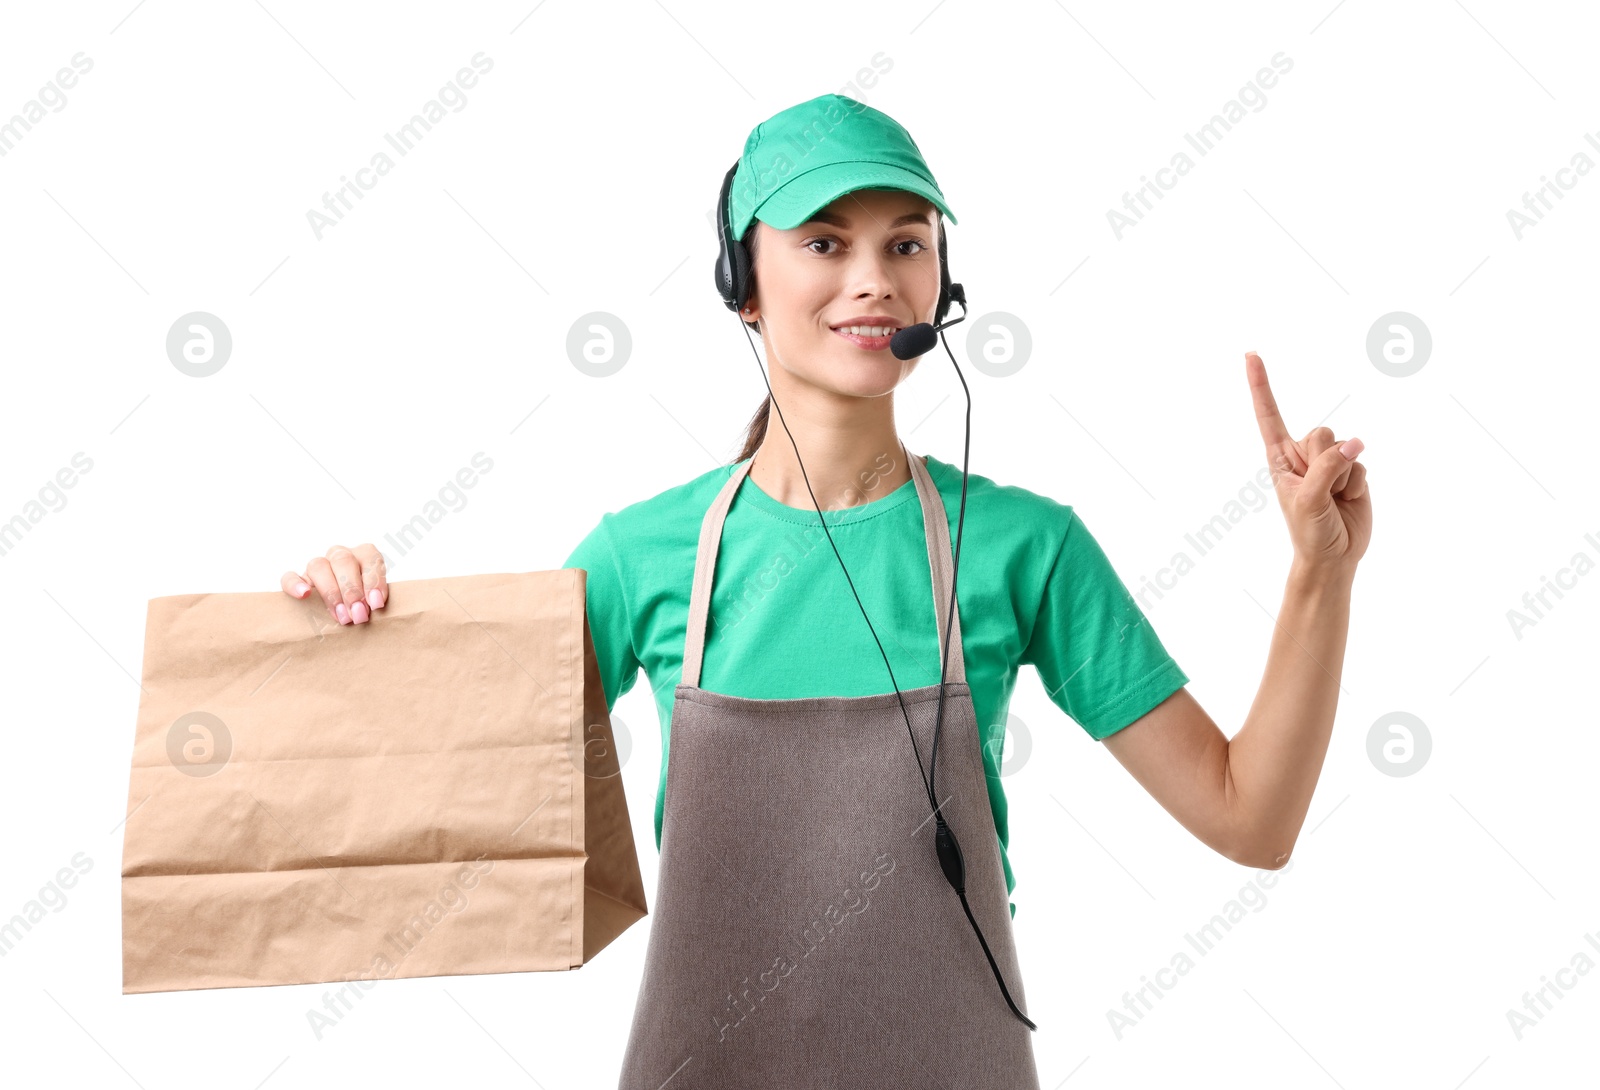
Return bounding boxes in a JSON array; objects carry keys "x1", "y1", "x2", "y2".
[{"x1": 744, "y1": 186, "x2": 942, "y2": 400}]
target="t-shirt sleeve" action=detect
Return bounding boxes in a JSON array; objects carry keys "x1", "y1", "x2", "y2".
[
  {"x1": 1021, "y1": 508, "x2": 1189, "y2": 740},
  {"x1": 561, "y1": 515, "x2": 642, "y2": 713}
]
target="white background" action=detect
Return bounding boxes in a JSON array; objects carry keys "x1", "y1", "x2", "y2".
[{"x1": 2, "y1": 0, "x2": 1596, "y2": 1086}]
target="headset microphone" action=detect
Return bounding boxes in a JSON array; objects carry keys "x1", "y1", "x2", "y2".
[{"x1": 888, "y1": 285, "x2": 967, "y2": 360}]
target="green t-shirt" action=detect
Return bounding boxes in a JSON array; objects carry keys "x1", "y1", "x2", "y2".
[{"x1": 562, "y1": 453, "x2": 1189, "y2": 919}]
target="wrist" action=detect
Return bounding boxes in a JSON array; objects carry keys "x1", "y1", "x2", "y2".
[{"x1": 1288, "y1": 557, "x2": 1356, "y2": 593}]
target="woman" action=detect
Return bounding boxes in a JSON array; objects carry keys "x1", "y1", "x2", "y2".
[{"x1": 277, "y1": 95, "x2": 1371, "y2": 1087}]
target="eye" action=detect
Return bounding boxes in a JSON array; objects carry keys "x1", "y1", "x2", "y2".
[{"x1": 804, "y1": 236, "x2": 930, "y2": 256}]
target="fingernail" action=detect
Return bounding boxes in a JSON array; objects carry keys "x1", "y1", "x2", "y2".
[
  {"x1": 293, "y1": 581, "x2": 309, "y2": 597},
  {"x1": 351, "y1": 601, "x2": 370, "y2": 624},
  {"x1": 335, "y1": 603, "x2": 351, "y2": 625},
  {"x1": 368, "y1": 588, "x2": 384, "y2": 610},
  {"x1": 1340, "y1": 438, "x2": 1364, "y2": 459}
]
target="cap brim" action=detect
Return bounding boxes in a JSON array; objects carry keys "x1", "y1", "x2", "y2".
[{"x1": 752, "y1": 161, "x2": 957, "y2": 231}]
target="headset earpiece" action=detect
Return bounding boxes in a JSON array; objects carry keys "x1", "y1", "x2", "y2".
[{"x1": 713, "y1": 162, "x2": 752, "y2": 313}]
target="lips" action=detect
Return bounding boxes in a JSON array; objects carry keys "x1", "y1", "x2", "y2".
[
  {"x1": 830, "y1": 319, "x2": 904, "y2": 352},
  {"x1": 832, "y1": 328, "x2": 898, "y2": 351}
]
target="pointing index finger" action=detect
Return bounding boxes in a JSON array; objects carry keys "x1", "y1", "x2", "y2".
[
  {"x1": 1246, "y1": 351, "x2": 1293, "y2": 448},
  {"x1": 1247, "y1": 351, "x2": 1307, "y2": 479}
]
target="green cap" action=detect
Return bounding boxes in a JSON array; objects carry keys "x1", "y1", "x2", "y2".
[{"x1": 726, "y1": 94, "x2": 957, "y2": 242}]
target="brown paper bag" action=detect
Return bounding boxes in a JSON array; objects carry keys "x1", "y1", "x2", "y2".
[{"x1": 121, "y1": 568, "x2": 647, "y2": 994}]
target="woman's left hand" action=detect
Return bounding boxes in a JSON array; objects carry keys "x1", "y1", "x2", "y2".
[{"x1": 1246, "y1": 351, "x2": 1372, "y2": 579}]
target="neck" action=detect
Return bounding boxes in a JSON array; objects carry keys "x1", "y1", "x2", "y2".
[{"x1": 749, "y1": 392, "x2": 913, "y2": 513}]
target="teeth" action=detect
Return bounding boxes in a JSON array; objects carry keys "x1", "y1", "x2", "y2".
[{"x1": 837, "y1": 325, "x2": 899, "y2": 336}]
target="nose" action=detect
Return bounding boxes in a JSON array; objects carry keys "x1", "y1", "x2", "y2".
[
  {"x1": 843, "y1": 247, "x2": 900, "y2": 305},
  {"x1": 841, "y1": 241, "x2": 939, "y2": 324},
  {"x1": 846, "y1": 254, "x2": 891, "y2": 293}
]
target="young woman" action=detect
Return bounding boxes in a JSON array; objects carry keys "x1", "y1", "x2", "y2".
[{"x1": 277, "y1": 95, "x2": 1371, "y2": 1088}]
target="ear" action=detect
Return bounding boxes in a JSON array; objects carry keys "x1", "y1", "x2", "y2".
[{"x1": 738, "y1": 225, "x2": 759, "y2": 323}]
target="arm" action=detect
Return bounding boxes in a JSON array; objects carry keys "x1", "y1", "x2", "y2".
[
  {"x1": 1100, "y1": 351, "x2": 1371, "y2": 870},
  {"x1": 1101, "y1": 560, "x2": 1354, "y2": 869}
]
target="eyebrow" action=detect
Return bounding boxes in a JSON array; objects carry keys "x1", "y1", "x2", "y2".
[{"x1": 804, "y1": 210, "x2": 933, "y2": 230}]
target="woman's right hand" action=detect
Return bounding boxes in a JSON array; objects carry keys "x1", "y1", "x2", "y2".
[{"x1": 281, "y1": 544, "x2": 389, "y2": 625}]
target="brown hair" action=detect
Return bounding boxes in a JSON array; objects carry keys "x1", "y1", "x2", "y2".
[{"x1": 734, "y1": 225, "x2": 768, "y2": 463}]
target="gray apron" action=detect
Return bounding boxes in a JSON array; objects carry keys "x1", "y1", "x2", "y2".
[{"x1": 618, "y1": 452, "x2": 1040, "y2": 1089}]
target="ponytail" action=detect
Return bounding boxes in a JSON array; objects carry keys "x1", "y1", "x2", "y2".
[{"x1": 734, "y1": 398, "x2": 770, "y2": 463}]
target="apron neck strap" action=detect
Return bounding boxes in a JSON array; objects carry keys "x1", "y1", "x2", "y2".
[{"x1": 680, "y1": 446, "x2": 967, "y2": 688}]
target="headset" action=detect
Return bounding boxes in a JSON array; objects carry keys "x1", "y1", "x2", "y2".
[{"x1": 712, "y1": 161, "x2": 1035, "y2": 1031}]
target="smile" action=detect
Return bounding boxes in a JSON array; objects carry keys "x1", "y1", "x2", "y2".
[{"x1": 830, "y1": 325, "x2": 902, "y2": 351}]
